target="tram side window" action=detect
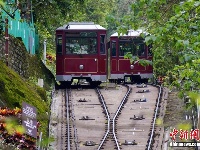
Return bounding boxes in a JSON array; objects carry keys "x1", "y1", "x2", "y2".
[
  {"x1": 148, "y1": 44, "x2": 153, "y2": 56},
  {"x1": 88, "y1": 38, "x2": 97, "y2": 54},
  {"x1": 137, "y1": 43, "x2": 145, "y2": 56},
  {"x1": 119, "y1": 41, "x2": 134, "y2": 56},
  {"x1": 111, "y1": 41, "x2": 116, "y2": 56},
  {"x1": 100, "y1": 35, "x2": 105, "y2": 54},
  {"x1": 57, "y1": 36, "x2": 62, "y2": 54}
]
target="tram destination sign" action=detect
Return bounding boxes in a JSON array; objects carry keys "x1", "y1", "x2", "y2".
[{"x1": 22, "y1": 102, "x2": 37, "y2": 138}]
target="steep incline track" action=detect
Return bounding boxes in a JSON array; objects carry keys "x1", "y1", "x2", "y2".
[
  {"x1": 71, "y1": 88, "x2": 105, "y2": 150},
  {"x1": 117, "y1": 84, "x2": 160, "y2": 150},
  {"x1": 49, "y1": 84, "x2": 162, "y2": 150},
  {"x1": 97, "y1": 85, "x2": 131, "y2": 149}
]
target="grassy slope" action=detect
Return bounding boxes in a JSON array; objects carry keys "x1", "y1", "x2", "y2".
[{"x1": 0, "y1": 60, "x2": 49, "y2": 136}]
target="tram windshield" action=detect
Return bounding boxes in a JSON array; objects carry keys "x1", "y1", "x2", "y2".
[
  {"x1": 119, "y1": 39, "x2": 145, "y2": 57},
  {"x1": 65, "y1": 32, "x2": 97, "y2": 54}
]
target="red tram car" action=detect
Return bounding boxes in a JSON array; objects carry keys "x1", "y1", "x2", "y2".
[
  {"x1": 108, "y1": 29, "x2": 153, "y2": 83},
  {"x1": 56, "y1": 22, "x2": 107, "y2": 86}
]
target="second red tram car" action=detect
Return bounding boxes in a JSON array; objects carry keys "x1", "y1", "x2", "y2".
[
  {"x1": 108, "y1": 29, "x2": 153, "y2": 83},
  {"x1": 56, "y1": 22, "x2": 107, "y2": 86}
]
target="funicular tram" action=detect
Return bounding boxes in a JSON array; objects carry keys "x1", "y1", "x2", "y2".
[
  {"x1": 108, "y1": 29, "x2": 153, "y2": 84},
  {"x1": 56, "y1": 22, "x2": 107, "y2": 87}
]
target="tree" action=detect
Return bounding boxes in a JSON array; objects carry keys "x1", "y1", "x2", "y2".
[
  {"x1": 115, "y1": 0, "x2": 200, "y2": 100},
  {"x1": 19, "y1": 0, "x2": 115, "y2": 73},
  {"x1": 106, "y1": 0, "x2": 135, "y2": 36},
  {"x1": 0, "y1": 0, "x2": 4, "y2": 5}
]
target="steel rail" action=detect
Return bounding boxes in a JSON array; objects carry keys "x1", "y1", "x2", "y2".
[
  {"x1": 147, "y1": 85, "x2": 162, "y2": 150},
  {"x1": 66, "y1": 89, "x2": 71, "y2": 150},
  {"x1": 97, "y1": 85, "x2": 131, "y2": 150},
  {"x1": 71, "y1": 96, "x2": 79, "y2": 149},
  {"x1": 96, "y1": 88, "x2": 111, "y2": 150},
  {"x1": 112, "y1": 85, "x2": 131, "y2": 150}
]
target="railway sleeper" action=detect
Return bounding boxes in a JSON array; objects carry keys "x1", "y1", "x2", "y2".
[
  {"x1": 83, "y1": 141, "x2": 97, "y2": 146},
  {"x1": 133, "y1": 98, "x2": 147, "y2": 102},
  {"x1": 102, "y1": 110, "x2": 107, "y2": 114},
  {"x1": 137, "y1": 89, "x2": 150, "y2": 93},
  {"x1": 78, "y1": 98, "x2": 87, "y2": 102},
  {"x1": 136, "y1": 84, "x2": 147, "y2": 88},
  {"x1": 122, "y1": 140, "x2": 137, "y2": 145},
  {"x1": 130, "y1": 115, "x2": 145, "y2": 120},
  {"x1": 114, "y1": 147, "x2": 122, "y2": 149},
  {"x1": 148, "y1": 131, "x2": 155, "y2": 137},
  {"x1": 109, "y1": 130, "x2": 113, "y2": 134}
]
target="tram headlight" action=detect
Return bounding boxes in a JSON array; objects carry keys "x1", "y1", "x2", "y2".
[
  {"x1": 79, "y1": 65, "x2": 84, "y2": 70},
  {"x1": 130, "y1": 65, "x2": 134, "y2": 69}
]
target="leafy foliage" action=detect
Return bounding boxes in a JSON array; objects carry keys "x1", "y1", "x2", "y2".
[
  {"x1": 114, "y1": 0, "x2": 199, "y2": 97},
  {"x1": 19, "y1": 0, "x2": 116, "y2": 74},
  {"x1": 0, "y1": 0, "x2": 4, "y2": 6}
]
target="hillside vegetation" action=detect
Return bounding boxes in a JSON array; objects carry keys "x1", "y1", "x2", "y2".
[{"x1": 0, "y1": 60, "x2": 50, "y2": 137}]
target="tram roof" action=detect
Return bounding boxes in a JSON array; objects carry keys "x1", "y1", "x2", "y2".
[
  {"x1": 56, "y1": 22, "x2": 106, "y2": 30},
  {"x1": 111, "y1": 29, "x2": 148, "y2": 37}
]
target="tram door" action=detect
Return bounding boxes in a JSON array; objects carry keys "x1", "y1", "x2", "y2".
[
  {"x1": 99, "y1": 35, "x2": 107, "y2": 81},
  {"x1": 110, "y1": 40, "x2": 117, "y2": 79}
]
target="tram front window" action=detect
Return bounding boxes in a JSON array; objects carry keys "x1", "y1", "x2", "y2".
[
  {"x1": 137, "y1": 43, "x2": 145, "y2": 56},
  {"x1": 119, "y1": 40, "x2": 145, "y2": 57},
  {"x1": 66, "y1": 32, "x2": 97, "y2": 54},
  {"x1": 119, "y1": 41, "x2": 136, "y2": 56}
]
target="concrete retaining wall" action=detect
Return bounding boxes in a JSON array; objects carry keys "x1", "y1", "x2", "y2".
[{"x1": 0, "y1": 33, "x2": 55, "y2": 87}]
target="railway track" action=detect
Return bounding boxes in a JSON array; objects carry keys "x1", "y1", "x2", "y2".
[
  {"x1": 115, "y1": 84, "x2": 162, "y2": 150},
  {"x1": 49, "y1": 84, "x2": 163, "y2": 150},
  {"x1": 97, "y1": 84, "x2": 162, "y2": 150},
  {"x1": 96, "y1": 85, "x2": 131, "y2": 149},
  {"x1": 66, "y1": 89, "x2": 71, "y2": 150},
  {"x1": 70, "y1": 88, "x2": 105, "y2": 150}
]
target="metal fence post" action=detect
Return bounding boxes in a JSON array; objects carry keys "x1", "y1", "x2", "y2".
[
  {"x1": 5, "y1": 18, "x2": 9, "y2": 66},
  {"x1": 43, "y1": 39, "x2": 47, "y2": 65},
  {"x1": 38, "y1": 132, "x2": 43, "y2": 150}
]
